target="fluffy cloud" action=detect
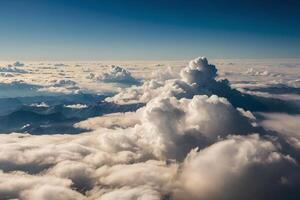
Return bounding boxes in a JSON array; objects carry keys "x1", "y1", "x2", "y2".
[
  {"x1": 176, "y1": 134, "x2": 298, "y2": 200},
  {"x1": 180, "y1": 57, "x2": 217, "y2": 86},
  {"x1": 244, "y1": 67, "x2": 271, "y2": 76},
  {"x1": 78, "y1": 94, "x2": 255, "y2": 162},
  {"x1": 106, "y1": 58, "x2": 300, "y2": 115},
  {"x1": 0, "y1": 132, "x2": 298, "y2": 200},
  {"x1": 135, "y1": 94, "x2": 254, "y2": 159},
  {"x1": 0, "y1": 170, "x2": 84, "y2": 200},
  {"x1": 105, "y1": 57, "x2": 219, "y2": 104},
  {"x1": 0, "y1": 132, "x2": 174, "y2": 199},
  {"x1": 97, "y1": 65, "x2": 139, "y2": 85}
]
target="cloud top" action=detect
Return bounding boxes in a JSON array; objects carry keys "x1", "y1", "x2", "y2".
[
  {"x1": 180, "y1": 57, "x2": 217, "y2": 85},
  {"x1": 97, "y1": 65, "x2": 139, "y2": 85}
]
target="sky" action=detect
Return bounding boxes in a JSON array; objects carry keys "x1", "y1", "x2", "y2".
[{"x1": 0, "y1": 0, "x2": 299, "y2": 60}]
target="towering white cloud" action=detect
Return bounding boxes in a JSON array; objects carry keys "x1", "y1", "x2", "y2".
[
  {"x1": 180, "y1": 57, "x2": 217, "y2": 85},
  {"x1": 105, "y1": 57, "x2": 219, "y2": 104}
]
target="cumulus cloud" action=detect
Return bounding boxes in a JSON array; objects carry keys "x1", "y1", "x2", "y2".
[
  {"x1": 97, "y1": 65, "x2": 139, "y2": 85},
  {"x1": 105, "y1": 57, "x2": 219, "y2": 104},
  {"x1": 176, "y1": 134, "x2": 298, "y2": 200},
  {"x1": 137, "y1": 95, "x2": 254, "y2": 159},
  {"x1": 79, "y1": 94, "x2": 255, "y2": 161},
  {"x1": 180, "y1": 57, "x2": 217, "y2": 85},
  {"x1": 244, "y1": 68, "x2": 271, "y2": 76},
  {"x1": 106, "y1": 58, "x2": 300, "y2": 115}
]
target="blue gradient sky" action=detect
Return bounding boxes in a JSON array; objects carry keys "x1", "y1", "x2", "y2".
[{"x1": 0, "y1": 0, "x2": 299, "y2": 60}]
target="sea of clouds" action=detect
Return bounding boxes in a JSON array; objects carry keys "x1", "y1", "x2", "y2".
[{"x1": 0, "y1": 57, "x2": 300, "y2": 199}]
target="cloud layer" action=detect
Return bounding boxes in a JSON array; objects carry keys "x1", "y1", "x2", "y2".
[{"x1": 0, "y1": 57, "x2": 300, "y2": 199}]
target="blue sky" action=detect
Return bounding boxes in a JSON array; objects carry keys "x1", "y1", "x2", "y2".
[{"x1": 0, "y1": 0, "x2": 299, "y2": 60}]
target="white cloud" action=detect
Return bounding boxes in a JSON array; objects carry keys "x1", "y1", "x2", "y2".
[
  {"x1": 180, "y1": 57, "x2": 217, "y2": 86},
  {"x1": 0, "y1": 132, "x2": 297, "y2": 200},
  {"x1": 64, "y1": 104, "x2": 88, "y2": 109},
  {"x1": 105, "y1": 57, "x2": 220, "y2": 104},
  {"x1": 176, "y1": 134, "x2": 298, "y2": 200},
  {"x1": 97, "y1": 65, "x2": 139, "y2": 85},
  {"x1": 30, "y1": 102, "x2": 50, "y2": 108},
  {"x1": 0, "y1": 170, "x2": 84, "y2": 200},
  {"x1": 86, "y1": 94, "x2": 254, "y2": 161},
  {"x1": 244, "y1": 68, "x2": 271, "y2": 76}
]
